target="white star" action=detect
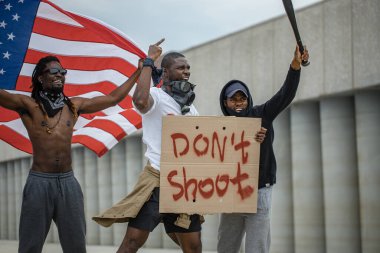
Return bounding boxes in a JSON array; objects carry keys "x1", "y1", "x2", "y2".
[
  {"x1": 3, "y1": 51, "x2": 11, "y2": 59},
  {"x1": 18, "y1": 0, "x2": 24, "y2": 3},
  {"x1": 4, "y1": 3, "x2": 12, "y2": 11},
  {"x1": 0, "y1": 69, "x2": 5, "y2": 75},
  {"x1": 7, "y1": 32, "x2": 15, "y2": 40},
  {"x1": 0, "y1": 20, "x2": 6, "y2": 28},
  {"x1": 12, "y1": 13, "x2": 20, "y2": 21}
]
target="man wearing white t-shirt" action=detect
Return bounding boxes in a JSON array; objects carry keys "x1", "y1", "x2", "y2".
[
  {"x1": 92, "y1": 39, "x2": 265, "y2": 252},
  {"x1": 118, "y1": 39, "x2": 202, "y2": 253}
]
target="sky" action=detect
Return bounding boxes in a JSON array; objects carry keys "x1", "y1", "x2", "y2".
[{"x1": 50, "y1": 0, "x2": 321, "y2": 52}]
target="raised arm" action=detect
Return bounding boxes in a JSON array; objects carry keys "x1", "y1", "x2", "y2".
[
  {"x1": 290, "y1": 45, "x2": 309, "y2": 71},
  {"x1": 133, "y1": 38, "x2": 165, "y2": 114},
  {"x1": 73, "y1": 60, "x2": 143, "y2": 114},
  {"x1": 262, "y1": 45, "x2": 309, "y2": 120},
  {"x1": 0, "y1": 89, "x2": 30, "y2": 113}
]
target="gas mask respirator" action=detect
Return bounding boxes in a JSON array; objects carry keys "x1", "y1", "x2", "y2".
[{"x1": 164, "y1": 80, "x2": 196, "y2": 114}]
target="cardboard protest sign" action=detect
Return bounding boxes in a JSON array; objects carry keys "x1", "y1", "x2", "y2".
[{"x1": 159, "y1": 116, "x2": 261, "y2": 214}]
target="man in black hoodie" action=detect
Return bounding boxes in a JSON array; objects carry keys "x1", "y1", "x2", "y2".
[{"x1": 217, "y1": 45, "x2": 309, "y2": 253}]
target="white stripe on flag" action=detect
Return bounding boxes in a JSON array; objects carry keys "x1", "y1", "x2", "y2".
[
  {"x1": 111, "y1": 114, "x2": 138, "y2": 134},
  {"x1": 37, "y1": 2, "x2": 83, "y2": 27},
  {"x1": 101, "y1": 106, "x2": 125, "y2": 115},
  {"x1": 29, "y1": 33, "x2": 140, "y2": 65},
  {"x1": 89, "y1": 113, "x2": 138, "y2": 133},
  {"x1": 73, "y1": 127, "x2": 118, "y2": 149},
  {"x1": 5, "y1": 90, "x2": 31, "y2": 96},
  {"x1": 75, "y1": 12, "x2": 142, "y2": 50},
  {"x1": 2, "y1": 119, "x2": 30, "y2": 139},
  {"x1": 74, "y1": 117, "x2": 91, "y2": 130},
  {"x1": 20, "y1": 63, "x2": 129, "y2": 86}
]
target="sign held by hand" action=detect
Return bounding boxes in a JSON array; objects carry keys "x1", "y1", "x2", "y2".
[{"x1": 160, "y1": 116, "x2": 261, "y2": 214}]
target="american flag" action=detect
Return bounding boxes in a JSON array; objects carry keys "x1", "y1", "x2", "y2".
[{"x1": 0, "y1": 0, "x2": 146, "y2": 157}]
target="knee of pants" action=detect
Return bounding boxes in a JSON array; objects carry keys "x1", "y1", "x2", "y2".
[
  {"x1": 19, "y1": 244, "x2": 44, "y2": 253},
  {"x1": 61, "y1": 239, "x2": 86, "y2": 253},
  {"x1": 62, "y1": 245, "x2": 86, "y2": 253}
]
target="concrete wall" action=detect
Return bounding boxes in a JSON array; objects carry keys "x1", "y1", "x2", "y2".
[
  {"x1": 1, "y1": 0, "x2": 380, "y2": 252},
  {"x1": 184, "y1": 0, "x2": 380, "y2": 116}
]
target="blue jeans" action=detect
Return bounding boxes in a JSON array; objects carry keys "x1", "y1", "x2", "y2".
[{"x1": 217, "y1": 186, "x2": 273, "y2": 253}]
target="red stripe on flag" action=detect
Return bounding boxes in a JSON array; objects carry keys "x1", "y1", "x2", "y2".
[
  {"x1": 24, "y1": 49, "x2": 138, "y2": 76},
  {"x1": 72, "y1": 135, "x2": 108, "y2": 157},
  {"x1": 1, "y1": 0, "x2": 145, "y2": 157},
  {"x1": 79, "y1": 111, "x2": 106, "y2": 120},
  {"x1": 16, "y1": 77, "x2": 120, "y2": 97},
  {"x1": 118, "y1": 97, "x2": 133, "y2": 110},
  {"x1": 16, "y1": 76, "x2": 120, "y2": 96},
  {"x1": 64, "y1": 82, "x2": 118, "y2": 96},
  {"x1": 42, "y1": 0, "x2": 145, "y2": 57},
  {"x1": 0, "y1": 126, "x2": 33, "y2": 154},
  {"x1": 84, "y1": 119, "x2": 126, "y2": 140},
  {"x1": 120, "y1": 110, "x2": 142, "y2": 129},
  {"x1": 33, "y1": 18, "x2": 107, "y2": 44},
  {"x1": 15, "y1": 76, "x2": 133, "y2": 109},
  {"x1": 15, "y1": 76, "x2": 32, "y2": 92},
  {"x1": 0, "y1": 108, "x2": 20, "y2": 122}
]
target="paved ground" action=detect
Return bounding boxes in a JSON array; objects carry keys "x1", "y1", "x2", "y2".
[{"x1": 0, "y1": 240, "x2": 216, "y2": 253}]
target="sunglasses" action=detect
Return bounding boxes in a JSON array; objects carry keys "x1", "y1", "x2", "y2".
[{"x1": 43, "y1": 68, "x2": 68, "y2": 76}]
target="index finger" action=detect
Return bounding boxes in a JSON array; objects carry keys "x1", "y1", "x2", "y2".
[{"x1": 154, "y1": 38, "x2": 165, "y2": 46}]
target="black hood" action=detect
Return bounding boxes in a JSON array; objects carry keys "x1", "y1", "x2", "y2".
[{"x1": 219, "y1": 79, "x2": 253, "y2": 116}]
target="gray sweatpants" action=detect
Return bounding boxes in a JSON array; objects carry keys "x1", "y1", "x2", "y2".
[
  {"x1": 18, "y1": 170, "x2": 86, "y2": 253},
  {"x1": 217, "y1": 186, "x2": 273, "y2": 253}
]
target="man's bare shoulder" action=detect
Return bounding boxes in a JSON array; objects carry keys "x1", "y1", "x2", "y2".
[
  {"x1": 19, "y1": 93, "x2": 34, "y2": 100},
  {"x1": 19, "y1": 94, "x2": 37, "y2": 106},
  {"x1": 5, "y1": 92, "x2": 35, "y2": 101},
  {"x1": 69, "y1": 96, "x2": 85, "y2": 106},
  {"x1": 17, "y1": 95, "x2": 38, "y2": 116}
]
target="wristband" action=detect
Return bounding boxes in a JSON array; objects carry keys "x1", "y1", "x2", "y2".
[{"x1": 143, "y1": 58, "x2": 155, "y2": 69}]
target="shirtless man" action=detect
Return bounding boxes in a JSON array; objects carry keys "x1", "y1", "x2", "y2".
[{"x1": 0, "y1": 55, "x2": 142, "y2": 253}]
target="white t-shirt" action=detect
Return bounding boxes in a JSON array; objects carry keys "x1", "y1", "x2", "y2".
[{"x1": 134, "y1": 87, "x2": 199, "y2": 171}]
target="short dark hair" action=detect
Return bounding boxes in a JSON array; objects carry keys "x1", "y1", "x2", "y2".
[{"x1": 161, "y1": 52, "x2": 185, "y2": 68}]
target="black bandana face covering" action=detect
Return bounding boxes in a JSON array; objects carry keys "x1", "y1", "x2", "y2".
[{"x1": 38, "y1": 91, "x2": 65, "y2": 117}]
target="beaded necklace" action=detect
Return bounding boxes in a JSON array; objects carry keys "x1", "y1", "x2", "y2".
[{"x1": 41, "y1": 107, "x2": 63, "y2": 134}]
